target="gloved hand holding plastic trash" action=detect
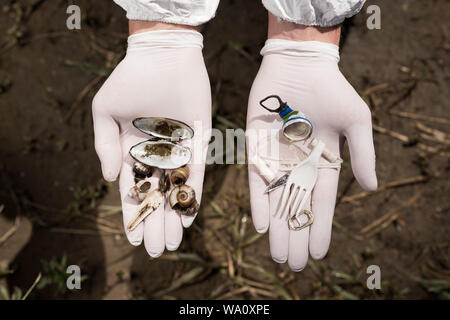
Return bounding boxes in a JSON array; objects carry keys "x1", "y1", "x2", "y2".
[
  {"x1": 247, "y1": 14, "x2": 377, "y2": 272},
  {"x1": 92, "y1": 26, "x2": 212, "y2": 258}
]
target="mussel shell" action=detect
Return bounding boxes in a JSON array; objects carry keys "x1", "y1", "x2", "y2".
[
  {"x1": 130, "y1": 140, "x2": 192, "y2": 170},
  {"x1": 133, "y1": 117, "x2": 194, "y2": 141},
  {"x1": 282, "y1": 117, "x2": 313, "y2": 142},
  {"x1": 137, "y1": 180, "x2": 151, "y2": 193}
]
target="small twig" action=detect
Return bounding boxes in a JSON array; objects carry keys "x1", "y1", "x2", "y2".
[
  {"x1": 362, "y1": 82, "x2": 390, "y2": 96},
  {"x1": 373, "y1": 124, "x2": 411, "y2": 143},
  {"x1": 373, "y1": 125, "x2": 449, "y2": 156},
  {"x1": 226, "y1": 251, "x2": 235, "y2": 278},
  {"x1": 359, "y1": 193, "x2": 420, "y2": 236},
  {"x1": 416, "y1": 122, "x2": 450, "y2": 145},
  {"x1": 390, "y1": 110, "x2": 450, "y2": 125},
  {"x1": 0, "y1": 215, "x2": 21, "y2": 247},
  {"x1": 365, "y1": 214, "x2": 399, "y2": 237}
]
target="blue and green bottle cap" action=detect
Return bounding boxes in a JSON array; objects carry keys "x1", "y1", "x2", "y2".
[{"x1": 259, "y1": 95, "x2": 313, "y2": 142}]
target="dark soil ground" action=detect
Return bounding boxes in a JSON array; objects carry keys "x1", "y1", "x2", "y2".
[{"x1": 0, "y1": 0, "x2": 449, "y2": 299}]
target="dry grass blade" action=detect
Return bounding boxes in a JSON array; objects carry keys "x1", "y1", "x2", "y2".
[
  {"x1": 362, "y1": 82, "x2": 390, "y2": 96},
  {"x1": 50, "y1": 227, "x2": 121, "y2": 236},
  {"x1": 0, "y1": 214, "x2": 21, "y2": 247},
  {"x1": 22, "y1": 273, "x2": 42, "y2": 300},
  {"x1": 359, "y1": 193, "x2": 420, "y2": 235},
  {"x1": 416, "y1": 122, "x2": 450, "y2": 145},
  {"x1": 246, "y1": 286, "x2": 278, "y2": 298},
  {"x1": 341, "y1": 176, "x2": 426, "y2": 204},
  {"x1": 209, "y1": 201, "x2": 226, "y2": 217},
  {"x1": 226, "y1": 251, "x2": 235, "y2": 278},
  {"x1": 239, "y1": 261, "x2": 293, "y2": 300},
  {"x1": 390, "y1": 110, "x2": 450, "y2": 125},
  {"x1": 234, "y1": 276, "x2": 276, "y2": 292},
  {"x1": 373, "y1": 124, "x2": 449, "y2": 156},
  {"x1": 216, "y1": 286, "x2": 250, "y2": 300},
  {"x1": 154, "y1": 266, "x2": 205, "y2": 297},
  {"x1": 308, "y1": 261, "x2": 359, "y2": 300},
  {"x1": 239, "y1": 233, "x2": 264, "y2": 248},
  {"x1": 373, "y1": 124, "x2": 411, "y2": 143},
  {"x1": 331, "y1": 284, "x2": 359, "y2": 300},
  {"x1": 208, "y1": 283, "x2": 229, "y2": 300}
]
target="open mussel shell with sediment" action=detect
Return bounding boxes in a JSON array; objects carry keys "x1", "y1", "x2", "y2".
[
  {"x1": 129, "y1": 140, "x2": 192, "y2": 170},
  {"x1": 133, "y1": 117, "x2": 194, "y2": 141}
]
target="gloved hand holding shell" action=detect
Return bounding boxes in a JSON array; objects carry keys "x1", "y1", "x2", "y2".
[{"x1": 126, "y1": 117, "x2": 199, "y2": 232}]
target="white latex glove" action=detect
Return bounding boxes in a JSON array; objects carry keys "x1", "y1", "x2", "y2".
[
  {"x1": 92, "y1": 30, "x2": 211, "y2": 257},
  {"x1": 247, "y1": 40, "x2": 377, "y2": 271}
]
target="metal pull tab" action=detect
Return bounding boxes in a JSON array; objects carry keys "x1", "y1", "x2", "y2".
[{"x1": 259, "y1": 95, "x2": 290, "y2": 114}]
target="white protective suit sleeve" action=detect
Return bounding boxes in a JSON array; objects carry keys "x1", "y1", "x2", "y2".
[
  {"x1": 113, "y1": 0, "x2": 220, "y2": 26},
  {"x1": 262, "y1": 0, "x2": 366, "y2": 26}
]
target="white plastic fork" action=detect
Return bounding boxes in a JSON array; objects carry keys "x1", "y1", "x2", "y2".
[{"x1": 276, "y1": 140, "x2": 326, "y2": 220}]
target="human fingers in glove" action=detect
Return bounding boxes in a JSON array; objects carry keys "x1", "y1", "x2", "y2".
[
  {"x1": 92, "y1": 19, "x2": 214, "y2": 257},
  {"x1": 247, "y1": 10, "x2": 377, "y2": 272}
]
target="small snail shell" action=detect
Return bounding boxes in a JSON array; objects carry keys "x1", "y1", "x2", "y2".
[
  {"x1": 169, "y1": 185, "x2": 196, "y2": 209},
  {"x1": 184, "y1": 200, "x2": 199, "y2": 216},
  {"x1": 177, "y1": 185, "x2": 195, "y2": 207},
  {"x1": 128, "y1": 180, "x2": 151, "y2": 202},
  {"x1": 133, "y1": 162, "x2": 153, "y2": 177},
  {"x1": 170, "y1": 166, "x2": 190, "y2": 186},
  {"x1": 169, "y1": 187, "x2": 181, "y2": 209},
  {"x1": 134, "y1": 175, "x2": 145, "y2": 184}
]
